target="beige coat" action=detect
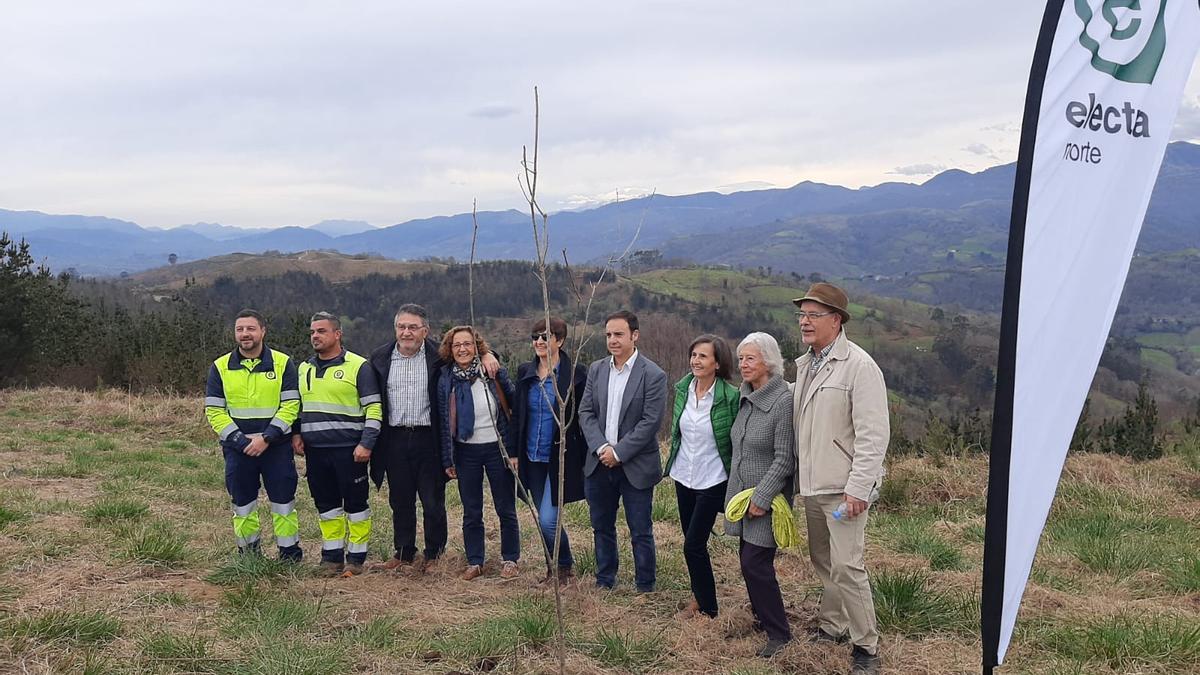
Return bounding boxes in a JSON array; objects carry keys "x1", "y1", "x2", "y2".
[{"x1": 793, "y1": 330, "x2": 889, "y2": 501}]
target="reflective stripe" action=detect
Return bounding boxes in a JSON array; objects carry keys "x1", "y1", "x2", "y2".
[
  {"x1": 346, "y1": 509, "x2": 371, "y2": 523},
  {"x1": 364, "y1": 419, "x2": 381, "y2": 431},
  {"x1": 275, "y1": 534, "x2": 299, "y2": 547},
  {"x1": 228, "y1": 406, "x2": 277, "y2": 418},
  {"x1": 233, "y1": 502, "x2": 257, "y2": 517},
  {"x1": 359, "y1": 394, "x2": 382, "y2": 405},
  {"x1": 301, "y1": 421, "x2": 364, "y2": 433},
  {"x1": 319, "y1": 507, "x2": 345, "y2": 520},
  {"x1": 301, "y1": 402, "x2": 363, "y2": 416},
  {"x1": 219, "y1": 423, "x2": 239, "y2": 441},
  {"x1": 279, "y1": 389, "x2": 300, "y2": 401},
  {"x1": 236, "y1": 533, "x2": 261, "y2": 546},
  {"x1": 269, "y1": 417, "x2": 290, "y2": 433},
  {"x1": 322, "y1": 540, "x2": 344, "y2": 550},
  {"x1": 205, "y1": 397, "x2": 227, "y2": 407},
  {"x1": 270, "y1": 501, "x2": 295, "y2": 515},
  {"x1": 347, "y1": 541, "x2": 369, "y2": 553}
]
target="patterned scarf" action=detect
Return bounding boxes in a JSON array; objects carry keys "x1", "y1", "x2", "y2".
[{"x1": 451, "y1": 359, "x2": 483, "y2": 441}]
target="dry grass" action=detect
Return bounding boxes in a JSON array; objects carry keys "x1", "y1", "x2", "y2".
[{"x1": 0, "y1": 388, "x2": 1197, "y2": 674}]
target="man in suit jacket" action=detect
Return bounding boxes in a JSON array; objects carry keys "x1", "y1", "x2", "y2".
[
  {"x1": 368, "y1": 303, "x2": 497, "y2": 574},
  {"x1": 578, "y1": 310, "x2": 668, "y2": 591}
]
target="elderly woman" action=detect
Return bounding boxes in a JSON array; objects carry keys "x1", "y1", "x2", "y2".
[
  {"x1": 725, "y1": 331, "x2": 796, "y2": 658},
  {"x1": 513, "y1": 316, "x2": 588, "y2": 585},
  {"x1": 665, "y1": 334, "x2": 739, "y2": 619},
  {"x1": 436, "y1": 325, "x2": 520, "y2": 581}
]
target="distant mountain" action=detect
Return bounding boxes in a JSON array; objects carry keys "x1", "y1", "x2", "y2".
[{"x1": 5, "y1": 141, "x2": 1200, "y2": 277}]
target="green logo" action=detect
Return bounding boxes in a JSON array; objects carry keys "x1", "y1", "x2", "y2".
[{"x1": 1075, "y1": 0, "x2": 1168, "y2": 84}]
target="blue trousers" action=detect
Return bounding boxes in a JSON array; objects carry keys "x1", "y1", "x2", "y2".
[
  {"x1": 222, "y1": 441, "x2": 300, "y2": 559},
  {"x1": 455, "y1": 442, "x2": 520, "y2": 566},
  {"x1": 584, "y1": 465, "x2": 656, "y2": 591},
  {"x1": 525, "y1": 460, "x2": 573, "y2": 569}
]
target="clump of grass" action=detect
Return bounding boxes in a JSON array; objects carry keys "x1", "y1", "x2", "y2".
[
  {"x1": 872, "y1": 570, "x2": 974, "y2": 636},
  {"x1": 91, "y1": 437, "x2": 119, "y2": 452},
  {"x1": 124, "y1": 524, "x2": 188, "y2": 568},
  {"x1": 651, "y1": 482, "x2": 678, "y2": 522},
  {"x1": 889, "y1": 519, "x2": 966, "y2": 571},
  {"x1": 1168, "y1": 557, "x2": 1200, "y2": 593},
  {"x1": 9, "y1": 609, "x2": 120, "y2": 645},
  {"x1": 139, "y1": 632, "x2": 222, "y2": 673},
  {"x1": 1073, "y1": 537, "x2": 1158, "y2": 574},
  {"x1": 1040, "y1": 614, "x2": 1200, "y2": 670},
  {"x1": 205, "y1": 552, "x2": 308, "y2": 586},
  {"x1": 162, "y1": 439, "x2": 190, "y2": 450},
  {"x1": 574, "y1": 548, "x2": 597, "y2": 577},
  {"x1": 222, "y1": 585, "x2": 319, "y2": 634},
  {"x1": 0, "y1": 504, "x2": 24, "y2": 528},
  {"x1": 346, "y1": 616, "x2": 405, "y2": 650},
  {"x1": 86, "y1": 497, "x2": 149, "y2": 525},
  {"x1": 143, "y1": 591, "x2": 190, "y2": 607},
  {"x1": 242, "y1": 642, "x2": 347, "y2": 675},
  {"x1": 875, "y1": 474, "x2": 912, "y2": 511},
  {"x1": 430, "y1": 597, "x2": 556, "y2": 661},
  {"x1": 581, "y1": 626, "x2": 665, "y2": 672}
]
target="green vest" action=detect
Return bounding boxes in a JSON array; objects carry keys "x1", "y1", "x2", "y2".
[
  {"x1": 664, "y1": 374, "x2": 739, "y2": 475},
  {"x1": 205, "y1": 347, "x2": 299, "y2": 441},
  {"x1": 298, "y1": 350, "x2": 382, "y2": 448}
]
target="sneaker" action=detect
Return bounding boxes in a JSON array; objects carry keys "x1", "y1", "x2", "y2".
[
  {"x1": 461, "y1": 564, "x2": 483, "y2": 581},
  {"x1": 756, "y1": 638, "x2": 791, "y2": 658},
  {"x1": 341, "y1": 562, "x2": 365, "y2": 577},
  {"x1": 500, "y1": 560, "x2": 519, "y2": 580},
  {"x1": 318, "y1": 561, "x2": 344, "y2": 577},
  {"x1": 808, "y1": 626, "x2": 849, "y2": 644},
  {"x1": 850, "y1": 646, "x2": 881, "y2": 675}
]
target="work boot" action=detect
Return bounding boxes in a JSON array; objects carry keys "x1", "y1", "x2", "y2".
[
  {"x1": 318, "y1": 561, "x2": 344, "y2": 577},
  {"x1": 850, "y1": 646, "x2": 881, "y2": 675},
  {"x1": 342, "y1": 562, "x2": 365, "y2": 577},
  {"x1": 756, "y1": 638, "x2": 791, "y2": 658}
]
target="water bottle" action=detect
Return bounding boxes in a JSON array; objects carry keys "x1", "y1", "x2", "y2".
[{"x1": 832, "y1": 502, "x2": 849, "y2": 521}]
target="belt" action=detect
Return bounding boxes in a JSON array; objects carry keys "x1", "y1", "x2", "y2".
[{"x1": 391, "y1": 424, "x2": 431, "y2": 431}]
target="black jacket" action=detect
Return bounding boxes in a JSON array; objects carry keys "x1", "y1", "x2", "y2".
[
  {"x1": 367, "y1": 337, "x2": 445, "y2": 487},
  {"x1": 513, "y1": 351, "x2": 588, "y2": 505}
]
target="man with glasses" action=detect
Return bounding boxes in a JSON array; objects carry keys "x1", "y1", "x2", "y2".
[
  {"x1": 368, "y1": 304, "x2": 498, "y2": 574},
  {"x1": 791, "y1": 283, "x2": 888, "y2": 675}
]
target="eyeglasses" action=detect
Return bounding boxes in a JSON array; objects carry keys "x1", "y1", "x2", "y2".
[
  {"x1": 396, "y1": 323, "x2": 425, "y2": 333},
  {"x1": 795, "y1": 310, "x2": 836, "y2": 321},
  {"x1": 530, "y1": 333, "x2": 549, "y2": 342},
  {"x1": 451, "y1": 342, "x2": 475, "y2": 350}
]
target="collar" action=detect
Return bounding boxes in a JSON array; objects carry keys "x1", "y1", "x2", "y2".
[
  {"x1": 798, "y1": 330, "x2": 850, "y2": 365},
  {"x1": 609, "y1": 349, "x2": 639, "y2": 373},
  {"x1": 309, "y1": 349, "x2": 347, "y2": 368},
  {"x1": 227, "y1": 345, "x2": 275, "y2": 372},
  {"x1": 739, "y1": 375, "x2": 785, "y2": 411},
  {"x1": 394, "y1": 341, "x2": 425, "y2": 360}
]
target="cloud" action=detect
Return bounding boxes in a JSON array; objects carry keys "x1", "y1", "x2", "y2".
[
  {"x1": 469, "y1": 104, "x2": 520, "y2": 119},
  {"x1": 887, "y1": 163, "x2": 947, "y2": 176},
  {"x1": 1171, "y1": 97, "x2": 1200, "y2": 141},
  {"x1": 963, "y1": 142, "x2": 997, "y2": 158}
]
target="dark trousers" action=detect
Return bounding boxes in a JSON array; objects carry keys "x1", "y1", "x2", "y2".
[
  {"x1": 222, "y1": 441, "x2": 300, "y2": 558},
  {"x1": 740, "y1": 539, "x2": 791, "y2": 641},
  {"x1": 382, "y1": 426, "x2": 447, "y2": 561},
  {"x1": 305, "y1": 445, "x2": 369, "y2": 564},
  {"x1": 584, "y1": 465, "x2": 656, "y2": 591},
  {"x1": 526, "y1": 460, "x2": 573, "y2": 569},
  {"x1": 676, "y1": 480, "x2": 727, "y2": 616},
  {"x1": 455, "y1": 441, "x2": 520, "y2": 566}
]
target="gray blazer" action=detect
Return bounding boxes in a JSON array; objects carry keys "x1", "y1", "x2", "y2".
[
  {"x1": 578, "y1": 352, "x2": 668, "y2": 490},
  {"x1": 724, "y1": 375, "x2": 795, "y2": 548}
]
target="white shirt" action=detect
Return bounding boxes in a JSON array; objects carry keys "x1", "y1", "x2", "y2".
[
  {"x1": 669, "y1": 379, "x2": 727, "y2": 490},
  {"x1": 464, "y1": 380, "x2": 499, "y2": 444},
  {"x1": 603, "y1": 349, "x2": 639, "y2": 460}
]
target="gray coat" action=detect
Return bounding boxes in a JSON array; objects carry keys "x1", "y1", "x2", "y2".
[
  {"x1": 578, "y1": 352, "x2": 668, "y2": 490},
  {"x1": 724, "y1": 375, "x2": 795, "y2": 548}
]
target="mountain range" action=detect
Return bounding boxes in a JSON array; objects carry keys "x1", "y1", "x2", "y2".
[{"x1": 6, "y1": 142, "x2": 1200, "y2": 279}]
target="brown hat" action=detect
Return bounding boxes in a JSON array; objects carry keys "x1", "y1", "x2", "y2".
[{"x1": 792, "y1": 282, "x2": 851, "y2": 322}]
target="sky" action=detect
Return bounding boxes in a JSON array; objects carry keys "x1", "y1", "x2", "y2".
[{"x1": 3, "y1": 1, "x2": 1200, "y2": 229}]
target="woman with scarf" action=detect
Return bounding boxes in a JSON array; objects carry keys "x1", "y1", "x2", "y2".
[{"x1": 436, "y1": 325, "x2": 520, "y2": 580}]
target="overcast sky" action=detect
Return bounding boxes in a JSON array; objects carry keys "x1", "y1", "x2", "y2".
[{"x1": 4, "y1": 1, "x2": 1200, "y2": 229}]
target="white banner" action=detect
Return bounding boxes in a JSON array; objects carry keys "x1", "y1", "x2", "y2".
[{"x1": 983, "y1": 0, "x2": 1200, "y2": 670}]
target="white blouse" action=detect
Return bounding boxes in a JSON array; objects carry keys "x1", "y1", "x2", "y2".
[{"x1": 669, "y1": 380, "x2": 728, "y2": 490}]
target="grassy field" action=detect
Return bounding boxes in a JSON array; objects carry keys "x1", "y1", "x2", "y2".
[{"x1": 0, "y1": 388, "x2": 1198, "y2": 674}]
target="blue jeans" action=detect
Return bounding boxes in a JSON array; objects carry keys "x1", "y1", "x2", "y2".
[
  {"x1": 526, "y1": 460, "x2": 573, "y2": 569},
  {"x1": 455, "y1": 442, "x2": 520, "y2": 566},
  {"x1": 584, "y1": 465, "x2": 656, "y2": 591}
]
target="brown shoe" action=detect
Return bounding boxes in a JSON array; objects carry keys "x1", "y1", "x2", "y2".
[
  {"x1": 420, "y1": 555, "x2": 441, "y2": 575},
  {"x1": 374, "y1": 556, "x2": 413, "y2": 573},
  {"x1": 500, "y1": 560, "x2": 519, "y2": 580},
  {"x1": 341, "y1": 562, "x2": 364, "y2": 577},
  {"x1": 318, "y1": 561, "x2": 344, "y2": 577},
  {"x1": 461, "y1": 564, "x2": 483, "y2": 581},
  {"x1": 557, "y1": 566, "x2": 576, "y2": 585},
  {"x1": 675, "y1": 598, "x2": 701, "y2": 620}
]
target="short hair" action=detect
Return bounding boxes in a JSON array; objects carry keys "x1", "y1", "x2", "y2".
[
  {"x1": 395, "y1": 304, "x2": 429, "y2": 327},
  {"x1": 310, "y1": 311, "x2": 341, "y2": 330},
  {"x1": 531, "y1": 316, "x2": 568, "y2": 341},
  {"x1": 438, "y1": 325, "x2": 491, "y2": 362},
  {"x1": 689, "y1": 334, "x2": 734, "y2": 381},
  {"x1": 235, "y1": 308, "x2": 266, "y2": 328},
  {"x1": 737, "y1": 332, "x2": 784, "y2": 378},
  {"x1": 605, "y1": 310, "x2": 639, "y2": 333}
]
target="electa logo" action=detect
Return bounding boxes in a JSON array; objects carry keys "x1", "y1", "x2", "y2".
[
  {"x1": 1075, "y1": 0, "x2": 1168, "y2": 84},
  {"x1": 1065, "y1": 93, "x2": 1152, "y2": 136}
]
